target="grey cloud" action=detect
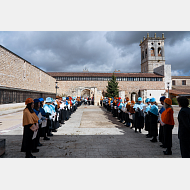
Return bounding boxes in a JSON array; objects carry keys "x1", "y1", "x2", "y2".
[{"x1": 0, "y1": 31, "x2": 190, "y2": 75}]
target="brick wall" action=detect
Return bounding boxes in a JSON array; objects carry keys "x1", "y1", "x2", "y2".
[{"x1": 0, "y1": 46, "x2": 56, "y2": 93}]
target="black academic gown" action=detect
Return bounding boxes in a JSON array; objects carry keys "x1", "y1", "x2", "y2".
[
  {"x1": 21, "y1": 124, "x2": 33, "y2": 155},
  {"x1": 163, "y1": 124, "x2": 173, "y2": 149},
  {"x1": 135, "y1": 110, "x2": 144, "y2": 130},
  {"x1": 149, "y1": 112, "x2": 158, "y2": 137},
  {"x1": 145, "y1": 114, "x2": 150, "y2": 132}
]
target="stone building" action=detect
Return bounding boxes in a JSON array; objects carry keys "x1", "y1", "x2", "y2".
[
  {"x1": 169, "y1": 76, "x2": 190, "y2": 98},
  {"x1": 0, "y1": 45, "x2": 56, "y2": 104},
  {"x1": 48, "y1": 71, "x2": 166, "y2": 105},
  {"x1": 140, "y1": 33, "x2": 165, "y2": 73}
]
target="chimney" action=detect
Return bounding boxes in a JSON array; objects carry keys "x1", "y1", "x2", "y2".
[
  {"x1": 162, "y1": 33, "x2": 164, "y2": 38},
  {"x1": 154, "y1": 33, "x2": 156, "y2": 38}
]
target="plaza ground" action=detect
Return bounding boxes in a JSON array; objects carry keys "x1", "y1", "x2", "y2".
[{"x1": 0, "y1": 105, "x2": 181, "y2": 158}]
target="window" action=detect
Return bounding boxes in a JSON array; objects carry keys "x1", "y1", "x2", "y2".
[
  {"x1": 142, "y1": 51, "x2": 144, "y2": 60},
  {"x1": 146, "y1": 78, "x2": 150, "y2": 81},
  {"x1": 151, "y1": 47, "x2": 155, "y2": 56},
  {"x1": 145, "y1": 49, "x2": 147, "y2": 58},
  {"x1": 182, "y1": 80, "x2": 186, "y2": 85},
  {"x1": 172, "y1": 80, "x2": 175, "y2": 85},
  {"x1": 158, "y1": 47, "x2": 162, "y2": 56}
]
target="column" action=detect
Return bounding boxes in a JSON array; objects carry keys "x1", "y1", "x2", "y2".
[{"x1": 132, "y1": 94, "x2": 136, "y2": 102}]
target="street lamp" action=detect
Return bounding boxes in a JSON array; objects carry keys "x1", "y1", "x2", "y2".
[
  {"x1": 167, "y1": 82, "x2": 170, "y2": 98},
  {"x1": 55, "y1": 81, "x2": 59, "y2": 96}
]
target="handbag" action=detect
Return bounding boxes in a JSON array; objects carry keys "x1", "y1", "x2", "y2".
[{"x1": 30, "y1": 123, "x2": 38, "y2": 132}]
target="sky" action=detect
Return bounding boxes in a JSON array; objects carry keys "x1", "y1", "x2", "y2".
[{"x1": 1, "y1": 31, "x2": 190, "y2": 76}]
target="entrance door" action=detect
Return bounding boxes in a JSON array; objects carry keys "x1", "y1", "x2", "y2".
[{"x1": 81, "y1": 89, "x2": 90, "y2": 98}]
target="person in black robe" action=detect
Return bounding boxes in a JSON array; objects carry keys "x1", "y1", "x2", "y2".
[
  {"x1": 177, "y1": 96, "x2": 190, "y2": 158},
  {"x1": 21, "y1": 98, "x2": 39, "y2": 158},
  {"x1": 144, "y1": 98, "x2": 151, "y2": 138},
  {"x1": 149, "y1": 98, "x2": 159, "y2": 142},
  {"x1": 158, "y1": 96, "x2": 166, "y2": 146},
  {"x1": 39, "y1": 98, "x2": 50, "y2": 141},
  {"x1": 134, "y1": 98, "x2": 145, "y2": 133},
  {"x1": 32, "y1": 99, "x2": 41, "y2": 152},
  {"x1": 113, "y1": 99, "x2": 117, "y2": 117}
]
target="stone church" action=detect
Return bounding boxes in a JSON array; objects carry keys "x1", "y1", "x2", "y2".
[{"x1": 1, "y1": 32, "x2": 183, "y2": 106}]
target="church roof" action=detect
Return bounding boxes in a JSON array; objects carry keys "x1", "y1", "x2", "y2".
[{"x1": 47, "y1": 72, "x2": 163, "y2": 78}]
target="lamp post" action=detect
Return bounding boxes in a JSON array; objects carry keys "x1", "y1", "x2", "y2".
[
  {"x1": 55, "y1": 81, "x2": 59, "y2": 96},
  {"x1": 167, "y1": 82, "x2": 170, "y2": 98}
]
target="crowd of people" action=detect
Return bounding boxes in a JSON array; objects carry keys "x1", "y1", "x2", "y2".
[
  {"x1": 21, "y1": 96, "x2": 82, "y2": 158},
  {"x1": 83, "y1": 97, "x2": 94, "y2": 105},
  {"x1": 101, "y1": 96, "x2": 190, "y2": 157},
  {"x1": 21, "y1": 93, "x2": 190, "y2": 158}
]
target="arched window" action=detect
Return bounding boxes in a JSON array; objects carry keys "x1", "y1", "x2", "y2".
[
  {"x1": 151, "y1": 47, "x2": 155, "y2": 56},
  {"x1": 158, "y1": 47, "x2": 162, "y2": 56},
  {"x1": 145, "y1": 49, "x2": 147, "y2": 58},
  {"x1": 142, "y1": 51, "x2": 144, "y2": 60}
]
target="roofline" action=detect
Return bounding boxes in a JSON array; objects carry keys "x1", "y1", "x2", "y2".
[
  {"x1": 172, "y1": 76, "x2": 190, "y2": 79},
  {"x1": 47, "y1": 72, "x2": 164, "y2": 78}
]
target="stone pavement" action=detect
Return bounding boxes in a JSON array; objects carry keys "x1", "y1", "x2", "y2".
[{"x1": 0, "y1": 105, "x2": 181, "y2": 158}]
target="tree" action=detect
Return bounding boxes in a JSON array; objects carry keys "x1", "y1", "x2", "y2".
[{"x1": 105, "y1": 73, "x2": 119, "y2": 97}]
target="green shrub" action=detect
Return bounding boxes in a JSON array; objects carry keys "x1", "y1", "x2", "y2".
[{"x1": 172, "y1": 97, "x2": 178, "y2": 105}]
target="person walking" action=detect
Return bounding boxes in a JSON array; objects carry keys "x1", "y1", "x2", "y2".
[
  {"x1": 21, "y1": 98, "x2": 39, "y2": 158},
  {"x1": 161, "y1": 98, "x2": 174, "y2": 155},
  {"x1": 177, "y1": 96, "x2": 190, "y2": 158}
]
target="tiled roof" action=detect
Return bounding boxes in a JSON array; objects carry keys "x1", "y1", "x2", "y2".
[
  {"x1": 47, "y1": 72, "x2": 164, "y2": 78},
  {"x1": 167, "y1": 89, "x2": 190, "y2": 95},
  {"x1": 172, "y1": 76, "x2": 190, "y2": 79}
]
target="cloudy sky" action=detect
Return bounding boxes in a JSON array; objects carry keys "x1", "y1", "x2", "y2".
[{"x1": 0, "y1": 31, "x2": 190, "y2": 76}]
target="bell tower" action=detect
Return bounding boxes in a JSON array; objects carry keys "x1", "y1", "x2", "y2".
[{"x1": 140, "y1": 32, "x2": 166, "y2": 73}]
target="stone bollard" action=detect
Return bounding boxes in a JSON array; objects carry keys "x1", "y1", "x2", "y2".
[{"x1": 0, "y1": 139, "x2": 6, "y2": 156}]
